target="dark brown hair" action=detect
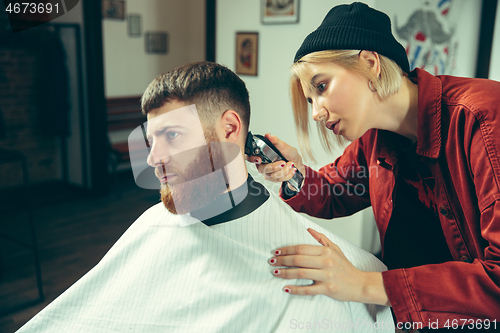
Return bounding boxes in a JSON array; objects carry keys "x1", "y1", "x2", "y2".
[{"x1": 141, "y1": 61, "x2": 250, "y2": 132}]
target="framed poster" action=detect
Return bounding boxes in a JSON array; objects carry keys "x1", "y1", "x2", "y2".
[
  {"x1": 128, "y1": 14, "x2": 141, "y2": 37},
  {"x1": 145, "y1": 32, "x2": 168, "y2": 54},
  {"x1": 235, "y1": 32, "x2": 258, "y2": 76},
  {"x1": 102, "y1": 0, "x2": 126, "y2": 20},
  {"x1": 261, "y1": 0, "x2": 299, "y2": 24}
]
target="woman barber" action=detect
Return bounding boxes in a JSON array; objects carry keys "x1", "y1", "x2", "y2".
[{"x1": 254, "y1": 2, "x2": 500, "y2": 329}]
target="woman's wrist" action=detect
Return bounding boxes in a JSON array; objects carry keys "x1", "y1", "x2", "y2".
[{"x1": 360, "y1": 271, "x2": 391, "y2": 306}]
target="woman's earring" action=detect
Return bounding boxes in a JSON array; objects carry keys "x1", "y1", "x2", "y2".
[{"x1": 368, "y1": 80, "x2": 377, "y2": 92}]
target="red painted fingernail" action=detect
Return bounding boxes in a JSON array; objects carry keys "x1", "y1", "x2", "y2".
[
  {"x1": 280, "y1": 162, "x2": 286, "y2": 168},
  {"x1": 293, "y1": 168, "x2": 297, "y2": 174},
  {"x1": 274, "y1": 269, "x2": 281, "y2": 276},
  {"x1": 290, "y1": 163, "x2": 295, "y2": 168},
  {"x1": 284, "y1": 288, "x2": 291, "y2": 293},
  {"x1": 275, "y1": 250, "x2": 281, "y2": 255},
  {"x1": 254, "y1": 159, "x2": 261, "y2": 164},
  {"x1": 268, "y1": 258, "x2": 276, "y2": 265}
]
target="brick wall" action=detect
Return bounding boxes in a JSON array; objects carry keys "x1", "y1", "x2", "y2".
[{"x1": 0, "y1": 48, "x2": 61, "y2": 189}]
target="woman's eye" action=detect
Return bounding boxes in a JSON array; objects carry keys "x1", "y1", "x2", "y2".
[
  {"x1": 307, "y1": 97, "x2": 313, "y2": 104},
  {"x1": 316, "y1": 82, "x2": 326, "y2": 92},
  {"x1": 166, "y1": 131, "x2": 179, "y2": 140}
]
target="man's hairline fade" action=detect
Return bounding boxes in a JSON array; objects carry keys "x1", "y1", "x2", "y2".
[{"x1": 140, "y1": 61, "x2": 251, "y2": 134}]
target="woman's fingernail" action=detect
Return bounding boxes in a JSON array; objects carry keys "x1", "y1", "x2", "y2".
[
  {"x1": 290, "y1": 163, "x2": 295, "y2": 169},
  {"x1": 280, "y1": 162, "x2": 286, "y2": 168},
  {"x1": 254, "y1": 159, "x2": 261, "y2": 164},
  {"x1": 273, "y1": 269, "x2": 281, "y2": 276},
  {"x1": 283, "y1": 287, "x2": 291, "y2": 293},
  {"x1": 293, "y1": 168, "x2": 297, "y2": 174},
  {"x1": 268, "y1": 258, "x2": 277, "y2": 265},
  {"x1": 275, "y1": 250, "x2": 281, "y2": 255}
]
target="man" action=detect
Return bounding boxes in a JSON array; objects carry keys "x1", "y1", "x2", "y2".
[{"x1": 18, "y1": 62, "x2": 392, "y2": 332}]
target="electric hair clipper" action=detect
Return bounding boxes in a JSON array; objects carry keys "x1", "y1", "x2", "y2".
[{"x1": 245, "y1": 132, "x2": 304, "y2": 192}]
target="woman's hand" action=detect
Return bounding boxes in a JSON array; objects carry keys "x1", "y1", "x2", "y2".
[
  {"x1": 246, "y1": 133, "x2": 305, "y2": 183},
  {"x1": 268, "y1": 228, "x2": 390, "y2": 306}
]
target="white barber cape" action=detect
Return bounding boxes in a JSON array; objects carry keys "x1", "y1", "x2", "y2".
[{"x1": 18, "y1": 176, "x2": 393, "y2": 332}]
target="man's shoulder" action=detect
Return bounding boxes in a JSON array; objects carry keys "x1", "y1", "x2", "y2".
[
  {"x1": 143, "y1": 201, "x2": 170, "y2": 215},
  {"x1": 131, "y1": 202, "x2": 177, "y2": 228},
  {"x1": 137, "y1": 201, "x2": 169, "y2": 219}
]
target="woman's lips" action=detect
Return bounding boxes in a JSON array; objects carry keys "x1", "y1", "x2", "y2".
[{"x1": 326, "y1": 120, "x2": 340, "y2": 135}]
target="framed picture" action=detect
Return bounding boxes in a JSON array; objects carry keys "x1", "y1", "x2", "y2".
[
  {"x1": 102, "y1": 0, "x2": 126, "y2": 20},
  {"x1": 128, "y1": 14, "x2": 141, "y2": 37},
  {"x1": 235, "y1": 32, "x2": 258, "y2": 76},
  {"x1": 145, "y1": 32, "x2": 168, "y2": 54},
  {"x1": 261, "y1": 0, "x2": 299, "y2": 24}
]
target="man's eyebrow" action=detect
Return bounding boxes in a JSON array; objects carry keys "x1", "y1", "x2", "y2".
[{"x1": 147, "y1": 125, "x2": 185, "y2": 138}]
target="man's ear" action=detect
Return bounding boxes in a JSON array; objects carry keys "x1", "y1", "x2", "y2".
[
  {"x1": 219, "y1": 110, "x2": 242, "y2": 143},
  {"x1": 359, "y1": 50, "x2": 381, "y2": 78}
]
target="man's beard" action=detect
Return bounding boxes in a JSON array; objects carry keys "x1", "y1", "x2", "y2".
[{"x1": 158, "y1": 131, "x2": 229, "y2": 215}]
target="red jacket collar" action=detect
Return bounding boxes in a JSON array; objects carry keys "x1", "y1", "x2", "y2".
[{"x1": 413, "y1": 68, "x2": 442, "y2": 159}]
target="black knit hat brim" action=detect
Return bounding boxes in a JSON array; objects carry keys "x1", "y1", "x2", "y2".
[
  {"x1": 293, "y1": 2, "x2": 410, "y2": 73},
  {"x1": 294, "y1": 26, "x2": 409, "y2": 73}
]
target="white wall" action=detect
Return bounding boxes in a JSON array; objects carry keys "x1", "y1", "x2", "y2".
[
  {"x1": 103, "y1": 0, "x2": 205, "y2": 97},
  {"x1": 489, "y1": 2, "x2": 500, "y2": 81},
  {"x1": 216, "y1": 0, "x2": 378, "y2": 251}
]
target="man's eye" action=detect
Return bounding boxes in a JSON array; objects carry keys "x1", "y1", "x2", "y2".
[{"x1": 166, "y1": 131, "x2": 179, "y2": 140}]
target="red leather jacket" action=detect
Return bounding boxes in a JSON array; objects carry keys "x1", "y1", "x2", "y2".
[{"x1": 281, "y1": 68, "x2": 500, "y2": 325}]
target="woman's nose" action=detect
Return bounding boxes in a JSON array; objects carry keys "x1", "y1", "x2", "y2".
[{"x1": 312, "y1": 104, "x2": 327, "y2": 122}]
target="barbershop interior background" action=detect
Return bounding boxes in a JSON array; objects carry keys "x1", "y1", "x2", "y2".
[{"x1": 0, "y1": 0, "x2": 498, "y2": 330}]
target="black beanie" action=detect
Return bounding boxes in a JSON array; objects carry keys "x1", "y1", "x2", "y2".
[{"x1": 294, "y1": 2, "x2": 410, "y2": 73}]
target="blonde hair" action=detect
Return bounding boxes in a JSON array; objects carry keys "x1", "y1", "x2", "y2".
[{"x1": 290, "y1": 50, "x2": 404, "y2": 162}]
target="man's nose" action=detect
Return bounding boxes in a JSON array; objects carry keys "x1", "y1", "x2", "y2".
[{"x1": 147, "y1": 142, "x2": 170, "y2": 168}]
